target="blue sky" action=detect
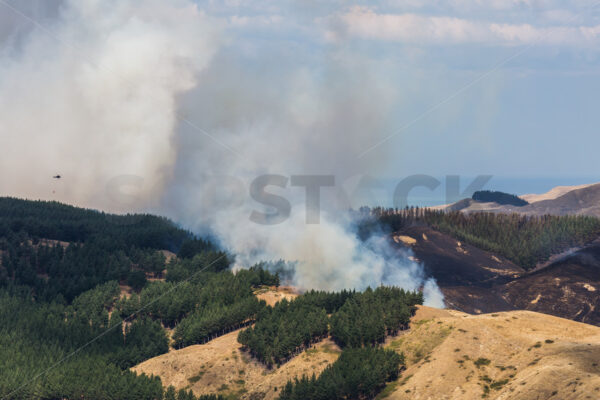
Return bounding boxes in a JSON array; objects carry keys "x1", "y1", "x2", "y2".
[
  {"x1": 186, "y1": 0, "x2": 600, "y2": 180},
  {"x1": 1, "y1": 0, "x2": 599, "y2": 211}
]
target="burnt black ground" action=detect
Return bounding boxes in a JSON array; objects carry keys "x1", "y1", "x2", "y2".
[{"x1": 392, "y1": 226, "x2": 600, "y2": 326}]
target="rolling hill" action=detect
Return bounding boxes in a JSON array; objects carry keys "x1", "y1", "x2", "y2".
[
  {"x1": 3, "y1": 196, "x2": 599, "y2": 399},
  {"x1": 445, "y1": 183, "x2": 600, "y2": 217},
  {"x1": 133, "y1": 327, "x2": 341, "y2": 400},
  {"x1": 520, "y1": 184, "x2": 596, "y2": 203},
  {"x1": 382, "y1": 306, "x2": 600, "y2": 400},
  {"x1": 132, "y1": 304, "x2": 600, "y2": 400},
  {"x1": 391, "y1": 227, "x2": 600, "y2": 325}
]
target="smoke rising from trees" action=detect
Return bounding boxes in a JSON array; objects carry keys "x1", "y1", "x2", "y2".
[{"x1": 0, "y1": 0, "x2": 444, "y2": 307}]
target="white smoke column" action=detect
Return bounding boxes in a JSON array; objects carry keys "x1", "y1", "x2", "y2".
[
  {"x1": 163, "y1": 50, "x2": 446, "y2": 307},
  {"x1": 0, "y1": 1, "x2": 445, "y2": 307},
  {"x1": 422, "y1": 278, "x2": 445, "y2": 308},
  {"x1": 0, "y1": 0, "x2": 217, "y2": 212}
]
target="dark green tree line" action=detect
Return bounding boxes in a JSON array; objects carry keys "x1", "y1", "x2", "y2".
[
  {"x1": 330, "y1": 287, "x2": 421, "y2": 348},
  {"x1": 238, "y1": 297, "x2": 329, "y2": 368},
  {"x1": 369, "y1": 207, "x2": 600, "y2": 269},
  {"x1": 0, "y1": 197, "x2": 193, "y2": 250},
  {"x1": 278, "y1": 347, "x2": 403, "y2": 400},
  {"x1": 472, "y1": 190, "x2": 528, "y2": 206},
  {"x1": 238, "y1": 287, "x2": 422, "y2": 367}
]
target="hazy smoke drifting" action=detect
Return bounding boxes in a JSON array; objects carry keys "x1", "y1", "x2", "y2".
[
  {"x1": 0, "y1": 0, "x2": 444, "y2": 307},
  {"x1": 0, "y1": 0, "x2": 217, "y2": 211}
]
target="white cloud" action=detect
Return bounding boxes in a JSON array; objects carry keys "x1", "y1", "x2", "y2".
[
  {"x1": 329, "y1": 6, "x2": 600, "y2": 46},
  {"x1": 384, "y1": 0, "x2": 593, "y2": 13},
  {"x1": 386, "y1": 0, "x2": 530, "y2": 9},
  {"x1": 332, "y1": 7, "x2": 488, "y2": 44},
  {"x1": 228, "y1": 14, "x2": 283, "y2": 28}
]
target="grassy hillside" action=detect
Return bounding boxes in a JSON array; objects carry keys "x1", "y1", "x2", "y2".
[
  {"x1": 381, "y1": 306, "x2": 600, "y2": 399},
  {"x1": 133, "y1": 327, "x2": 342, "y2": 400},
  {"x1": 0, "y1": 198, "x2": 421, "y2": 400},
  {"x1": 4, "y1": 197, "x2": 598, "y2": 400},
  {"x1": 134, "y1": 305, "x2": 600, "y2": 400}
]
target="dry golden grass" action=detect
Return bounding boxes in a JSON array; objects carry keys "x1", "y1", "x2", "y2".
[
  {"x1": 254, "y1": 286, "x2": 299, "y2": 307},
  {"x1": 393, "y1": 235, "x2": 417, "y2": 246},
  {"x1": 132, "y1": 330, "x2": 340, "y2": 399},
  {"x1": 520, "y1": 184, "x2": 595, "y2": 203},
  {"x1": 132, "y1": 299, "x2": 600, "y2": 400},
  {"x1": 133, "y1": 287, "x2": 335, "y2": 399},
  {"x1": 381, "y1": 306, "x2": 600, "y2": 400}
]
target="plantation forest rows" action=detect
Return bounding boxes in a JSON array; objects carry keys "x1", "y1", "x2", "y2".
[
  {"x1": 368, "y1": 207, "x2": 600, "y2": 270},
  {"x1": 2, "y1": 197, "x2": 600, "y2": 399},
  {"x1": 0, "y1": 198, "x2": 418, "y2": 400}
]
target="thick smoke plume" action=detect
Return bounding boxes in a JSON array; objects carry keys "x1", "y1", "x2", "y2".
[
  {"x1": 0, "y1": 0, "x2": 444, "y2": 307},
  {"x1": 0, "y1": 0, "x2": 216, "y2": 211}
]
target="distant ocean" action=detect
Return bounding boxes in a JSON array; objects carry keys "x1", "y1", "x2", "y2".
[{"x1": 359, "y1": 176, "x2": 598, "y2": 208}]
